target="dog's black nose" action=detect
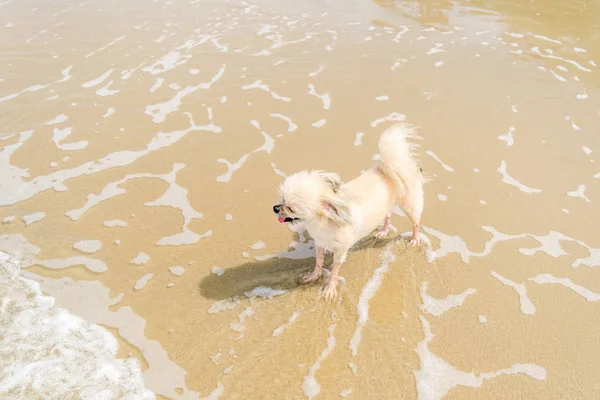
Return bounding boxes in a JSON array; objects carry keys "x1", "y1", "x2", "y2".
[{"x1": 273, "y1": 205, "x2": 280, "y2": 214}]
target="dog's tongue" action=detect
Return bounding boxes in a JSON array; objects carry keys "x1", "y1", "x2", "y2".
[{"x1": 278, "y1": 216, "x2": 286, "y2": 223}]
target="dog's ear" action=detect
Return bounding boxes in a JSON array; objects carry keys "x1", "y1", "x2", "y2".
[
  {"x1": 317, "y1": 171, "x2": 342, "y2": 193},
  {"x1": 321, "y1": 195, "x2": 351, "y2": 225}
]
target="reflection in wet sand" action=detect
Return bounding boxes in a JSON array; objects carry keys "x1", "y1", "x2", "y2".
[{"x1": 1, "y1": 0, "x2": 600, "y2": 398}]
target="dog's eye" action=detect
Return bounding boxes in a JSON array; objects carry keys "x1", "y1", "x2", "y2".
[{"x1": 288, "y1": 207, "x2": 294, "y2": 213}]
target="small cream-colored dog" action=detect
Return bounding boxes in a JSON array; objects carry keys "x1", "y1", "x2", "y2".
[{"x1": 273, "y1": 123, "x2": 425, "y2": 300}]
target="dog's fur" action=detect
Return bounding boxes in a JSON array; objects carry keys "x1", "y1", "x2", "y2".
[{"x1": 273, "y1": 123, "x2": 425, "y2": 300}]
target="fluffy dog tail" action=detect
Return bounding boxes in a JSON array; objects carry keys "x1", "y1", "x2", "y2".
[{"x1": 377, "y1": 123, "x2": 425, "y2": 198}]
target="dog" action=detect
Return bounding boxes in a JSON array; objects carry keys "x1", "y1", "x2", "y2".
[{"x1": 273, "y1": 123, "x2": 425, "y2": 300}]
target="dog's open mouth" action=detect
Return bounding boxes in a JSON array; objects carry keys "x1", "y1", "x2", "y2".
[{"x1": 278, "y1": 216, "x2": 299, "y2": 223}]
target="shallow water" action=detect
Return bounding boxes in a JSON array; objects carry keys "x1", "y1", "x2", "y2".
[{"x1": 1, "y1": 0, "x2": 599, "y2": 398}]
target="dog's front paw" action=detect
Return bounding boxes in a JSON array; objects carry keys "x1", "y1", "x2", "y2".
[
  {"x1": 322, "y1": 280, "x2": 338, "y2": 301},
  {"x1": 409, "y1": 236, "x2": 421, "y2": 247},
  {"x1": 374, "y1": 228, "x2": 390, "y2": 239},
  {"x1": 301, "y1": 269, "x2": 322, "y2": 283}
]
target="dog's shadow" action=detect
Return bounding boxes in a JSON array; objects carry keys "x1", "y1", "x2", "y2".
[{"x1": 198, "y1": 233, "x2": 400, "y2": 301}]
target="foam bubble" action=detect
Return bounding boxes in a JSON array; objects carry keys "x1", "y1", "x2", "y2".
[
  {"x1": 312, "y1": 119, "x2": 326, "y2": 128},
  {"x1": 168, "y1": 266, "x2": 185, "y2": 276},
  {"x1": 352, "y1": 132, "x2": 365, "y2": 147},
  {"x1": 46, "y1": 114, "x2": 69, "y2": 125},
  {"x1": 212, "y1": 266, "x2": 225, "y2": 276},
  {"x1": 73, "y1": 240, "x2": 102, "y2": 254},
  {"x1": 103, "y1": 107, "x2": 116, "y2": 118},
  {"x1": 22, "y1": 212, "x2": 45, "y2": 226},
  {"x1": 130, "y1": 252, "x2": 150, "y2": 265},
  {"x1": 134, "y1": 273, "x2": 154, "y2": 290},
  {"x1": 103, "y1": 219, "x2": 127, "y2": 228},
  {"x1": 478, "y1": 315, "x2": 487, "y2": 323}
]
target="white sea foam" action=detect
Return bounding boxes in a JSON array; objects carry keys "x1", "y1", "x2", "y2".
[
  {"x1": 85, "y1": 35, "x2": 126, "y2": 58},
  {"x1": 103, "y1": 107, "x2": 116, "y2": 118},
  {"x1": 354, "y1": 132, "x2": 364, "y2": 146},
  {"x1": 68, "y1": 164, "x2": 210, "y2": 246},
  {"x1": 567, "y1": 184, "x2": 591, "y2": 202},
  {"x1": 270, "y1": 113, "x2": 298, "y2": 132},
  {"x1": 312, "y1": 119, "x2": 326, "y2": 128},
  {"x1": 414, "y1": 316, "x2": 546, "y2": 400},
  {"x1": 22, "y1": 212, "x2": 45, "y2": 226},
  {"x1": 420, "y1": 282, "x2": 476, "y2": 316},
  {"x1": 498, "y1": 126, "x2": 515, "y2": 146},
  {"x1": 308, "y1": 84, "x2": 331, "y2": 110},
  {"x1": 1, "y1": 110, "x2": 219, "y2": 207},
  {"x1": 169, "y1": 266, "x2": 185, "y2": 276},
  {"x1": 216, "y1": 121, "x2": 275, "y2": 182},
  {"x1": 82, "y1": 69, "x2": 114, "y2": 88},
  {"x1": 143, "y1": 50, "x2": 190, "y2": 75},
  {"x1": 273, "y1": 311, "x2": 301, "y2": 337},
  {"x1": 104, "y1": 219, "x2": 127, "y2": 228},
  {"x1": 134, "y1": 273, "x2": 154, "y2": 290},
  {"x1": 21, "y1": 269, "x2": 198, "y2": 399},
  {"x1": 302, "y1": 323, "x2": 337, "y2": 400},
  {"x1": 370, "y1": 112, "x2": 406, "y2": 127},
  {"x1": 146, "y1": 65, "x2": 225, "y2": 123},
  {"x1": 73, "y1": 240, "x2": 102, "y2": 254},
  {"x1": 250, "y1": 241, "x2": 266, "y2": 250},
  {"x1": 52, "y1": 126, "x2": 89, "y2": 151},
  {"x1": 497, "y1": 161, "x2": 541, "y2": 193},
  {"x1": 212, "y1": 266, "x2": 225, "y2": 276},
  {"x1": 349, "y1": 246, "x2": 395, "y2": 357},
  {"x1": 0, "y1": 66, "x2": 73, "y2": 103},
  {"x1": 149, "y1": 77, "x2": 164, "y2": 92},
  {"x1": 490, "y1": 271, "x2": 535, "y2": 314},
  {"x1": 130, "y1": 252, "x2": 150, "y2": 265},
  {"x1": 426, "y1": 151, "x2": 454, "y2": 172},
  {"x1": 46, "y1": 114, "x2": 69, "y2": 125},
  {"x1": 529, "y1": 274, "x2": 600, "y2": 301},
  {"x1": 244, "y1": 286, "x2": 286, "y2": 299},
  {"x1": 0, "y1": 252, "x2": 154, "y2": 399},
  {"x1": 96, "y1": 81, "x2": 120, "y2": 96},
  {"x1": 308, "y1": 65, "x2": 324, "y2": 77},
  {"x1": 241, "y1": 80, "x2": 291, "y2": 102},
  {"x1": 437, "y1": 194, "x2": 448, "y2": 201}
]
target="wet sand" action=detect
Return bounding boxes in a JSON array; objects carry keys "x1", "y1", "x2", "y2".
[{"x1": 1, "y1": 0, "x2": 599, "y2": 398}]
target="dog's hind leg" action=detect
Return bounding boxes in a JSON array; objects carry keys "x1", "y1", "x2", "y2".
[
  {"x1": 400, "y1": 181, "x2": 424, "y2": 246},
  {"x1": 374, "y1": 212, "x2": 392, "y2": 239}
]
